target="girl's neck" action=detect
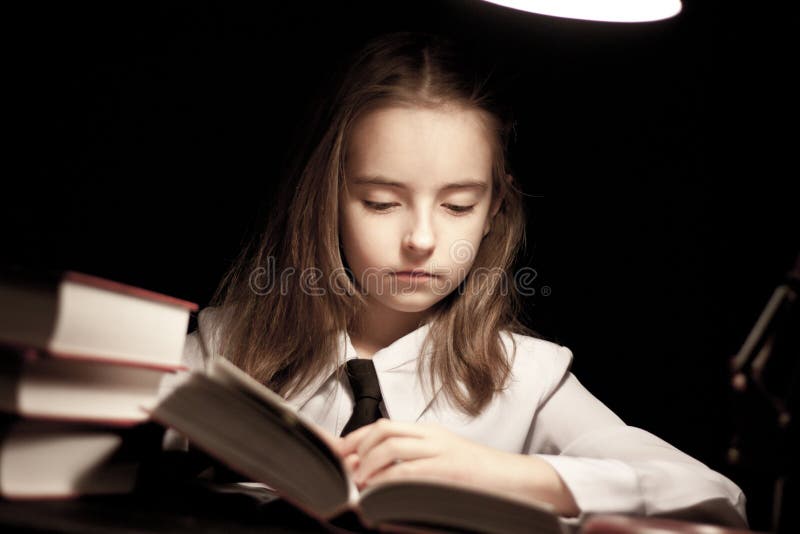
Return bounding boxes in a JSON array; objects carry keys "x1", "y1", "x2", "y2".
[{"x1": 349, "y1": 299, "x2": 430, "y2": 359}]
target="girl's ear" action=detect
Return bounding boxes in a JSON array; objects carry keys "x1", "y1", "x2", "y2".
[{"x1": 483, "y1": 174, "x2": 511, "y2": 237}]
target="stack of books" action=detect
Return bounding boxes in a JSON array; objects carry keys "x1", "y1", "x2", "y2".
[{"x1": 0, "y1": 271, "x2": 197, "y2": 498}]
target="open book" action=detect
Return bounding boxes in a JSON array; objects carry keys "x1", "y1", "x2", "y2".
[{"x1": 151, "y1": 358, "x2": 566, "y2": 534}]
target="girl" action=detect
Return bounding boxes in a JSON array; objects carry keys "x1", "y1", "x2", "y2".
[{"x1": 163, "y1": 32, "x2": 747, "y2": 528}]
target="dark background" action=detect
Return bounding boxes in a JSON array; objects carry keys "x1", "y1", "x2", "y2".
[{"x1": 6, "y1": 1, "x2": 798, "y2": 530}]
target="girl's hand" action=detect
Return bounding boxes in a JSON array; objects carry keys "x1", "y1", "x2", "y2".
[
  {"x1": 335, "y1": 418, "x2": 505, "y2": 490},
  {"x1": 334, "y1": 418, "x2": 580, "y2": 517}
]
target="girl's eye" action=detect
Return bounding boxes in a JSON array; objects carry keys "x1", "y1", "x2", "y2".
[
  {"x1": 362, "y1": 201, "x2": 475, "y2": 214},
  {"x1": 444, "y1": 204, "x2": 475, "y2": 214},
  {"x1": 363, "y1": 201, "x2": 397, "y2": 212}
]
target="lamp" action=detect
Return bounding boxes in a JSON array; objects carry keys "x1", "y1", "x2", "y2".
[{"x1": 478, "y1": 0, "x2": 682, "y2": 23}]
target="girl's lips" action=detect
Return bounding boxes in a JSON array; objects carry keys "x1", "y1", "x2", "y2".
[{"x1": 394, "y1": 271, "x2": 437, "y2": 278}]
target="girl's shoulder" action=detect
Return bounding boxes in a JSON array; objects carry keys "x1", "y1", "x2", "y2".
[
  {"x1": 182, "y1": 306, "x2": 227, "y2": 371},
  {"x1": 499, "y1": 329, "x2": 574, "y2": 365},
  {"x1": 498, "y1": 330, "x2": 575, "y2": 389}
]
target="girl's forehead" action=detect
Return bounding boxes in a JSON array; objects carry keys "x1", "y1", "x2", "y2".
[
  {"x1": 345, "y1": 106, "x2": 495, "y2": 188},
  {"x1": 347, "y1": 174, "x2": 490, "y2": 196},
  {"x1": 351, "y1": 104, "x2": 490, "y2": 137}
]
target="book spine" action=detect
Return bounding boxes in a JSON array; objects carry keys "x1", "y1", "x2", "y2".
[{"x1": 1, "y1": 342, "x2": 188, "y2": 372}]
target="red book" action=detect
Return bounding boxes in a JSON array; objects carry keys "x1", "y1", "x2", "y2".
[
  {"x1": 582, "y1": 514, "x2": 755, "y2": 534},
  {"x1": 0, "y1": 346, "x2": 169, "y2": 425},
  {"x1": 0, "y1": 271, "x2": 197, "y2": 370},
  {"x1": 0, "y1": 418, "x2": 162, "y2": 499}
]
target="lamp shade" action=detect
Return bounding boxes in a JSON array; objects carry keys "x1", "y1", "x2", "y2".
[{"x1": 479, "y1": 0, "x2": 682, "y2": 22}]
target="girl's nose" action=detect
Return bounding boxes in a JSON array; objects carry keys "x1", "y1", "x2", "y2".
[{"x1": 403, "y1": 214, "x2": 435, "y2": 254}]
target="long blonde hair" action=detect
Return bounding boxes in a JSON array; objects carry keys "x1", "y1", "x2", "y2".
[{"x1": 210, "y1": 32, "x2": 536, "y2": 416}]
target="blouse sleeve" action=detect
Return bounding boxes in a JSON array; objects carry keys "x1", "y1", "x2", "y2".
[{"x1": 526, "y1": 353, "x2": 748, "y2": 528}]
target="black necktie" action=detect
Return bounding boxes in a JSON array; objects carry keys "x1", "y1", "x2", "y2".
[{"x1": 341, "y1": 358, "x2": 383, "y2": 436}]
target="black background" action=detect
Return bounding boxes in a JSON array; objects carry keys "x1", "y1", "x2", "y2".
[{"x1": 6, "y1": 1, "x2": 798, "y2": 529}]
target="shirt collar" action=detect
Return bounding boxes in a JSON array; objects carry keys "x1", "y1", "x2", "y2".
[{"x1": 284, "y1": 322, "x2": 441, "y2": 423}]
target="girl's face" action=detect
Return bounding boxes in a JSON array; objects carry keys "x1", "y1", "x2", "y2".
[{"x1": 340, "y1": 105, "x2": 499, "y2": 315}]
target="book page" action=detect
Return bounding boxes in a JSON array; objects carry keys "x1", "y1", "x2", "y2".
[
  {"x1": 358, "y1": 478, "x2": 562, "y2": 534},
  {"x1": 208, "y1": 358, "x2": 353, "y2": 488}
]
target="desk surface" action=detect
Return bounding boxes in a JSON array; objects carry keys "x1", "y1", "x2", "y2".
[
  {"x1": 0, "y1": 482, "x2": 329, "y2": 533},
  {"x1": 0, "y1": 480, "x2": 758, "y2": 534}
]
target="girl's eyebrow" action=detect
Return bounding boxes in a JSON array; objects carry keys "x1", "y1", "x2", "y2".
[{"x1": 352, "y1": 175, "x2": 488, "y2": 192}]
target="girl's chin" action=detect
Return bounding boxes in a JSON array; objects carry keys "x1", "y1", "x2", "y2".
[{"x1": 367, "y1": 294, "x2": 444, "y2": 314}]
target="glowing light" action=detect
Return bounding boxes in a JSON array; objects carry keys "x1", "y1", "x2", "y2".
[{"x1": 479, "y1": 0, "x2": 682, "y2": 23}]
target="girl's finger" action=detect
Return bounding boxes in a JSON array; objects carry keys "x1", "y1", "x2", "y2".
[
  {"x1": 343, "y1": 452, "x2": 360, "y2": 473},
  {"x1": 355, "y1": 419, "x2": 428, "y2": 459},
  {"x1": 337, "y1": 423, "x2": 374, "y2": 456},
  {"x1": 355, "y1": 436, "x2": 435, "y2": 485},
  {"x1": 362, "y1": 457, "x2": 441, "y2": 488}
]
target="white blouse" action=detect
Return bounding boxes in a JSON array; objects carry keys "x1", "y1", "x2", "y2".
[{"x1": 158, "y1": 307, "x2": 748, "y2": 528}]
